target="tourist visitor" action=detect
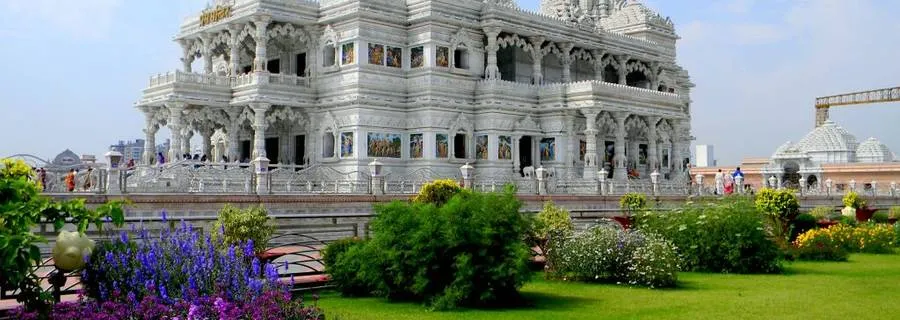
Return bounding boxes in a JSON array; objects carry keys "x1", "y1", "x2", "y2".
[
  {"x1": 200, "y1": 154, "x2": 208, "y2": 162},
  {"x1": 714, "y1": 169, "x2": 724, "y2": 195},
  {"x1": 65, "y1": 169, "x2": 76, "y2": 192},
  {"x1": 38, "y1": 168, "x2": 47, "y2": 191},
  {"x1": 83, "y1": 168, "x2": 94, "y2": 191},
  {"x1": 733, "y1": 167, "x2": 744, "y2": 178},
  {"x1": 724, "y1": 172, "x2": 734, "y2": 195},
  {"x1": 126, "y1": 159, "x2": 135, "y2": 170}
]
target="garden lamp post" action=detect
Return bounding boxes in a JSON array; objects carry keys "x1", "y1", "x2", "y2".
[
  {"x1": 695, "y1": 174, "x2": 704, "y2": 195},
  {"x1": 825, "y1": 178, "x2": 833, "y2": 196},
  {"x1": 871, "y1": 181, "x2": 878, "y2": 196},
  {"x1": 598, "y1": 168, "x2": 608, "y2": 195},
  {"x1": 891, "y1": 181, "x2": 897, "y2": 197},
  {"x1": 51, "y1": 231, "x2": 95, "y2": 302},
  {"x1": 104, "y1": 150, "x2": 123, "y2": 195},
  {"x1": 849, "y1": 179, "x2": 856, "y2": 192},
  {"x1": 650, "y1": 170, "x2": 660, "y2": 196},
  {"x1": 459, "y1": 162, "x2": 474, "y2": 190},
  {"x1": 369, "y1": 159, "x2": 384, "y2": 195},
  {"x1": 798, "y1": 177, "x2": 806, "y2": 196},
  {"x1": 535, "y1": 166, "x2": 547, "y2": 195}
]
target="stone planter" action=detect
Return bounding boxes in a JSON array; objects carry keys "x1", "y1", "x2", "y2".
[
  {"x1": 612, "y1": 216, "x2": 633, "y2": 230},
  {"x1": 856, "y1": 208, "x2": 877, "y2": 222},
  {"x1": 817, "y1": 220, "x2": 838, "y2": 229}
]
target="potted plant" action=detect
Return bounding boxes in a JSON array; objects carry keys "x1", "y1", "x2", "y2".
[
  {"x1": 842, "y1": 191, "x2": 875, "y2": 222},
  {"x1": 889, "y1": 206, "x2": 900, "y2": 224},
  {"x1": 809, "y1": 206, "x2": 838, "y2": 228},
  {"x1": 617, "y1": 193, "x2": 648, "y2": 230}
]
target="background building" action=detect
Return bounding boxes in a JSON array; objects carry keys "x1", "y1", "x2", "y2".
[{"x1": 695, "y1": 145, "x2": 715, "y2": 167}]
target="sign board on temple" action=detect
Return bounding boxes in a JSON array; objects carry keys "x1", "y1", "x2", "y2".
[{"x1": 200, "y1": 6, "x2": 232, "y2": 26}]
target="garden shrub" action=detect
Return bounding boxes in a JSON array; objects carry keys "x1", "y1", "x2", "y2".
[
  {"x1": 754, "y1": 188, "x2": 800, "y2": 247},
  {"x1": 213, "y1": 204, "x2": 274, "y2": 254},
  {"x1": 808, "y1": 206, "x2": 837, "y2": 221},
  {"x1": 322, "y1": 237, "x2": 365, "y2": 269},
  {"x1": 852, "y1": 223, "x2": 895, "y2": 253},
  {"x1": 620, "y1": 193, "x2": 649, "y2": 215},
  {"x1": 328, "y1": 189, "x2": 531, "y2": 310},
  {"x1": 547, "y1": 227, "x2": 678, "y2": 288},
  {"x1": 528, "y1": 200, "x2": 574, "y2": 259},
  {"x1": 790, "y1": 213, "x2": 817, "y2": 242},
  {"x1": 837, "y1": 216, "x2": 857, "y2": 226},
  {"x1": 895, "y1": 223, "x2": 900, "y2": 247},
  {"x1": 635, "y1": 197, "x2": 782, "y2": 273},
  {"x1": 0, "y1": 159, "x2": 124, "y2": 313},
  {"x1": 413, "y1": 179, "x2": 464, "y2": 206},
  {"x1": 872, "y1": 212, "x2": 890, "y2": 224}
]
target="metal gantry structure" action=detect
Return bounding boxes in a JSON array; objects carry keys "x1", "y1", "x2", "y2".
[{"x1": 814, "y1": 86, "x2": 900, "y2": 127}]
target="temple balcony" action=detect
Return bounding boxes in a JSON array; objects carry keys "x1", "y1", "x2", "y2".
[
  {"x1": 475, "y1": 80, "x2": 685, "y2": 114},
  {"x1": 136, "y1": 70, "x2": 315, "y2": 108}
]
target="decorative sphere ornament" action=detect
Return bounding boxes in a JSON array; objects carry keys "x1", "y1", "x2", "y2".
[{"x1": 52, "y1": 231, "x2": 95, "y2": 272}]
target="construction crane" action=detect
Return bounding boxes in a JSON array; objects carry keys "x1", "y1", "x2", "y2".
[{"x1": 814, "y1": 86, "x2": 900, "y2": 127}]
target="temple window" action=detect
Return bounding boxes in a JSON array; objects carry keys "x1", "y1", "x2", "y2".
[
  {"x1": 242, "y1": 65, "x2": 252, "y2": 74},
  {"x1": 323, "y1": 131, "x2": 335, "y2": 158},
  {"x1": 323, "y1": 44, "x2": 336, "y2": 67},
  {"x1": 602, "y1": 65, "x2": 619, "y2": 83},
  {"x1": 454, "y1": 133, "x2": 467, "y2": 159},
  {"x1": 626, "y1": 71, "x2": 650, "y2": 88},
  {"x1": 267, "y1": 59, "x2": 281, "y2": 73},
  {"x1": 453, "y1": 48, "x2": 469, "y2": 69},
  {"x1": 497, "y1": 45, "x2": 517, "y2": 82},
  {"x1": 295, "y1": 53, "x2": 307, "y2": 76}
]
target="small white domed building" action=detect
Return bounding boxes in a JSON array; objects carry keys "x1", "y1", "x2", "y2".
[{"x1": 696, "y1": 120, "x2": 899, "y2": 193}]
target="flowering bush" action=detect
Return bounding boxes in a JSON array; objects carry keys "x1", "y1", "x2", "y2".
[
  {"x1": 792, "y1": 227, "x2": 850, "y2": 261},
  {"x1": 547, "y1": 227, "x2": 679, "y2": 288},
  {"x1": 528, "y1": 200, "x2": 574, "y2": 262},
  {"x1": 213, "y1": 204, "x2": 275, "y2": 254},
  {"x1": 852, "y1": 223, "x2": 895, "y2": 253},
  {"x1": 619, "y1": 193, "x2": 649, "y2": 215},
  {"x1": 413, "y1": 179, "x2": 465, "y2": 206},
  {"x1": 635, "y1": 198, "x2": 782, "y2": 274}
]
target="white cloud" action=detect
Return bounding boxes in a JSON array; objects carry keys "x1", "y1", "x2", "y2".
[{"x1": 1, "y1": 0, "x2": 122, "y2": 40}]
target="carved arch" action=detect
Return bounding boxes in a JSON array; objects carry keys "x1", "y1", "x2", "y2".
[
  {"x1": 596, "y1": 112, "x2": 617, "y2": 137},
  {"x1": 626, "y1": 60, "x2": 653, "y2": 78},
  {"x1": 625, "y1": 115, "x2": 649, "y2": 139},
  {"x1": 570, "y1": 48, "x2": 593, "y2": 63},
  {"x1": 497, "y1": 34, "x2": 535, "y2": 54},
  {"x1": 320, "y1": 25, "x2": 339, "y2": 47}
]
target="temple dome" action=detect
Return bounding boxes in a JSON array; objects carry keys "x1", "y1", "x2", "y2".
[
  {"x1": 51, "y1": 149, "x2": 81, "y2": 166},
  {"x1": 598, "y1": 0, "x2": 674, "y2": 31},
  {"x1": 856, "y1": 137, "x2": 894, "y2": 163},
  {"x1": 794, "y1": 120, "x2": 858, "y2": 163},
  {"x1": 771, "y1": 141, "x2": 806, "y2": 159}
]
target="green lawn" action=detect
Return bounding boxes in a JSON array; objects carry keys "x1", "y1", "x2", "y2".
[{"x1": 316, "y1": 254, "x2": 900, "y2": 320}]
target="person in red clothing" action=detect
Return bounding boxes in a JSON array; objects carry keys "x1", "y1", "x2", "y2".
[{"x1": 64, "y1": 169, "x2": 76, "y2": 192}]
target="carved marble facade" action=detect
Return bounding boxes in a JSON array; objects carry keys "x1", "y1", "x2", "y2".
[{"x1": 135, "y1": 0, "x2": 693, "y2": 182}]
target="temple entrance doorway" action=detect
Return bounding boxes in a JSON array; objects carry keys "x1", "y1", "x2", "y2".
[
  {"x1": 240, "y1": 140, "x2": 251, "y2": 162},
  {"x1": 782, "y1": 162, "x2": 800, "y2": 188},
  {"x1": 806, "y1": 175, "x2": 818, "y2": 189},
  {"x1": 265, "y1": 138, "x2": 279, "y2": 164},
  {"x1": 519, "y1": 136, "x2": 533, "y2": 176},
  {"x1": 294, "y1": 135, "x2": 306, "y2": 166}
]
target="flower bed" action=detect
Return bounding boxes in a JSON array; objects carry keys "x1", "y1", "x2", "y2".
[
  {"x1": 794, "y1": 223, "x2": 896, "y2": 261},
  {"x1": 13, "y1": 217, "x2": 325, "y2": 320}
]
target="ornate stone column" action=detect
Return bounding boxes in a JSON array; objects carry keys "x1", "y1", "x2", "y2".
[
  {"x1": 647, "y1": 116, "x2": 660, "y2": 171},
  {"x1": 201, "y1": 128, "x2": 214, "y2": 159},
  {"x1": 558, "y1": 42, "x2": 574, "y2": 83},
  {"x1": 304, "y1": 25, "x2": 321, "y2": 79},
  {"x1": 179, "y1": 39, "x2": 194, "y2": 73},
  {"x1": 249, "y1": 102, "x2": 271, "y2": 159},
  {"x1": 228, "y1": 24, "x2": 242, "y2": 75},
  {"x1": 613, "y1": 111, "x2": 629, "y2": 180},
  {"x1": 581, "y1": 108, "x2": 601, "y2": 180},
  {"x1": 671, "y1": 119, "x2": 685, "y2": 174},
  {"x1": 165, "y1": 102, "x2": 186, "y2": 161},
  {"x1": 225, "y1": 108, "x2": 243, "y2": 162},
  {"x1": 649, "y1": 61, "x2": 660, "y2": 90},
  {"x1": 616, "y1": 54, "x2": 629, "y2": 85},
  {"x1": 252, "y1": 15, "x2": 272, "y2": 72},
  {"x1": 201, "y1": 32, "x2": 214, "y2": 74},
  {"x1": 181, "y1": 129, "x2": 193, "y2": 156},
  {"x1": 591, "y1": 49, "x2": 605, "y2": 81},
  {"x1": 528, "y1": 36, "x2": 545, "y2": 85},
  {"x1": 565, "y1": 113, "x2": 578, "y2": 179},
  {"x1": 512, "y1": 135, "x2": 521, "y2": 175},
  {"x1": 483, "y1": 26, "x2": 502, "y2": 80},
  {"x1": 141, "y1": 107, "x2": 158, "y2": 165}
]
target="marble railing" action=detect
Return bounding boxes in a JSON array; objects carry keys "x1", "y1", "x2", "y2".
[
  {"x1": 146, "y1": 71, "x2": 310, "y2": 90},
  {"x1": 477, "y1": 79, "x2": 682, "y2": 106},
  {"x1": 147, "y1": 71, "x2": 231, "y2": 88}
]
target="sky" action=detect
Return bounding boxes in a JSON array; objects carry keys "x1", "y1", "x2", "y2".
[{"x1": 1, "y1": 0, "x2": 899, "y2": 166}]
